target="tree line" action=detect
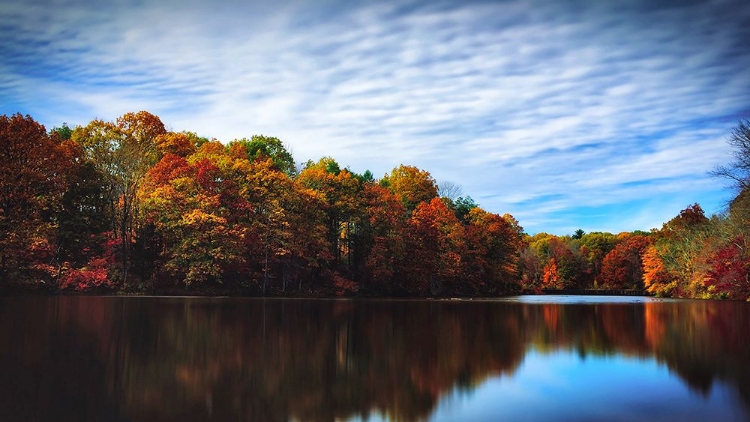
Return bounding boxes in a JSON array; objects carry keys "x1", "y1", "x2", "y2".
[
  {"x1": 518, "y1": 121, "x2": 750, "y2": 300},
  {"x1": 0, "y1": 112, "x2": 748, "y2": 299}
]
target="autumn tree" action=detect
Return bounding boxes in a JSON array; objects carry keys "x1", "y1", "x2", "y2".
[
  {"x1": 600, "y1": 235, "x2": 651, "y2": 289},
  {"x1": 72, "y1": 111, "x2": 167, "y2": 279},
  {"x1": 140, "y1": 147, "x2": 247, "y2": 285},
  {"x1": 358, "y1": 183, "x2": 408, "y2": 292},
  {"x1": 643, "y1": 245, "x2": 677, "y2": 296},
  {"x1": 154, "y1": 132, "x2": 201, "y2": 158},
  {"x1": 242, "y1": 157, "x2": 328, "y2": 293},
  {"x1": 437, "y1": 180, "x2": 463, "y2": 201},
  {"x1": 0, "y1": 114, "x2": 67, "y2": 285},
  {"x1": 526, "y1": 234, "x2": 582, "y2": 289},
  {"x1": 463, "y1": 208, "x2": 524, "y2": 294},
  {"x1": 542, "y1": 258, "x2": 562, "y2": 289},
  {"x1": 228, "y1": 135, "x2": 296, "y2": 176},
  {"x1": 578, "y1": 232, "x2": 619, "y2": 286},
  {"x1": 381, "y1": 165, "x2": 438, "y2": 212},
  {"x1": 403, "y1": 198, "x2": 465, "y2": 294},
  {"x1": 643, "y1": 204, "x2": 712, "y2": 297},
  {"x1": 704, "y1": 235, "x2": 750, "y2": 300},
  {"x1": 297, "y1": 158, "x2": 363, "y2": 278}
]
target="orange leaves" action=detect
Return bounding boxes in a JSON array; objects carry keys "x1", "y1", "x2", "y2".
[
  {"x1": 5, "y1": 110, "x2": 538, "y2": 295},
  {"x1": 600, "y1": 235, "x2": 651, "y2": 289},
  {"x1": 542, "y1": 259, "x2": 562, "y2": 289},
  {"x1": 642, "y1": 245, "x2": 676, "y2": 296},
  {"x1": 155, "y1": 132, "x2": 197, "y2": 158},
  {"x1": 141, "y1": 149, "x2": 248, "y2": 285}
]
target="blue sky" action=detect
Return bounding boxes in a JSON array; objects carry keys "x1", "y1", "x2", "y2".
[{"x1": 2, "y1": 0, "x2": 749, "y2": 235}]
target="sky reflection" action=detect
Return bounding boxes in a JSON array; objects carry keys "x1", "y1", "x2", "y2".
[{"x1": 429, "y1": 350, "x2": 746, "y2": 422}]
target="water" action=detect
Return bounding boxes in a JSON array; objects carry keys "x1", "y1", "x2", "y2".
[{"x1": 0, "y1": 295, "x2": 747, "y2": 421}]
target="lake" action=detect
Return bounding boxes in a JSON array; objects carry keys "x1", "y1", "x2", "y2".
[{"x1": 0, "y1": 295, "x2": 748, "y2": 421}]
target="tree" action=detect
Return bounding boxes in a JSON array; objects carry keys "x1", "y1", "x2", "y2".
[
  {"x1": 359, "y1": 183, "x2": 407, "y2": 292},
  {"x1": 154, "y1": 132, "x2": 198, "y2": 158},
  {"x1": 451, "y1": 196, "x2": 478, "y2": 224},
  {"x1": 50, "y1": 123, "x2": 73, "y2": 140},
  {"x1": 404, "y1": 198, "x2": 465, "y2": 295},
  {"x1": 704, "y1": 235, "x2": 750, "y2": 300},
  {"x1": 55, "y1": 140, "x2": 113, "y2": 267},
  {"x1": 72, "y1": 111, "x2": 167, "y2": 280},
  {"x1": 527, "y1": 235, "x2": 582, "y2": 289},
  {"x1": 437, "y1": 181, "x2": 463, "y2": 201},
  {"x1": 140, "y1": 151, "x2": 247, "y2": 285},
  {"x1": 542, "y1": 258, "x2": 562, "y2": 289},
  {"x1": 229, "y1": 135, "x2": 297, "y2": 176},
  {"x1": 600, "y1": 235, "x2": 651, "y2": 289},
  {"x1": 0, "y1": 114, "x2": 66, "y2": 284},
  {"x1": 381, "y1": 165, "x2": 438, "y2": 212},
  {"x1": 463, "y1": 208, "x2": 524, "y2": 294},
  {"x1": 643, "y1": 245, "x2": 677, "y2": 296},
  {"x1": 711, "y1": 119, "x2": 750, "y2": 191},
  {"x1": 297, "y1": 158, "x2": 363, "y2": 285}
]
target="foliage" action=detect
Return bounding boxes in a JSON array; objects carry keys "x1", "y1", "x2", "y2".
[
  {"x1": 382, "y1": 165, "x2": 438, "y2": 212},
  {"x1": 0, "y1": 114, "x2": 66, "y2": 285},
  {"x1": 228, "y1": 135, "x2": 296, "y2": 176},
  {"x1": 600, "y1": 235, "x2": 651, "y2": 289},
  {"x1": 5, "y1": 111, "x2": 750, "y2": 300}
]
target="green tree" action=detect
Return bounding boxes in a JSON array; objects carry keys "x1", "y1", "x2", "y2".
[{"x1": 228, "y1": 135, "x2": 296, "y2": 176}]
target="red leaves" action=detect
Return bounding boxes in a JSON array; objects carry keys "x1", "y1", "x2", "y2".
[
  {"x1": 59, "y1": 234, "x2": 119, "y2": 291},
  {"x1": 705, "y1": 236, "x2": 750, "y2": 300},
  {"x1": 600, "y1": 235, "x2": 651, "y2": 289}
]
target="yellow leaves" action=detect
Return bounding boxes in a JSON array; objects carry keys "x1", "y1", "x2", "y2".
[
  {"x1": 383, "y1": 165, "x2": 438, "y2": 211},
  {"x1": 180, "y1": 209, "x2": 226, "y2": 228}
]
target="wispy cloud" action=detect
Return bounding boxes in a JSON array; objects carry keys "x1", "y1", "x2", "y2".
[{"x1": 1, "y1": 0, "x2": 749, "y2": 233}]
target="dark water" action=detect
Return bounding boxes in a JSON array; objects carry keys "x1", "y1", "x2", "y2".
[{"x1": 0, "y1": 296, "x2": 748, "y2": 422}]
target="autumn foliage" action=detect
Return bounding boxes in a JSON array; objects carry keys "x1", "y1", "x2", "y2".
[
  {"x1": 2, "y1": 112, "x2": 749, "y2": 300},
  {"x1": 0, "y1": 112, "x2": 526, "y2": 296}
]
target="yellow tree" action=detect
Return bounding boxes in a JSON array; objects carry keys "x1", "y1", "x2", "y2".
[
  {"x1": 381, "y1": 165, "x2": 438, "y2": 213},
  {"x1": 140, "y1": 152, "x2": 247, "y2": 285},
  {"x1": 297, "y1": 158, "x2": 363, "y2": 276}
]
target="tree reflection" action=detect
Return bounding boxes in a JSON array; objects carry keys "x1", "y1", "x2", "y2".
[{"x1": 0, "y1": 297, "x2": 748, "y2": 421}]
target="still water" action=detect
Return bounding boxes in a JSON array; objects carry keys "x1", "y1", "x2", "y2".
[{"x1": 0, "y1": 295, "x2": 748, "y2": 421}]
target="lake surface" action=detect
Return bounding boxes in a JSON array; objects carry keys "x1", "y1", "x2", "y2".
[{"x1": 0, "y1": 295, "x2": 748, "y2": 421}]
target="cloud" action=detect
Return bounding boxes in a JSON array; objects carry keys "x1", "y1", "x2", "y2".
[{"x1": 1, "y1": 0, "x2": 749, "y2": 234}]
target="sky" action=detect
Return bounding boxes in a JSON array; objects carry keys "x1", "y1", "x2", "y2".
[{"x1": 2, "y1": 0, "x2": 749, "y2": 235}]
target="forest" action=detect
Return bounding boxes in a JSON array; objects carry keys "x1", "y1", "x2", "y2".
[{"x1": 1, "y1": 111, "x2": 748, "y2": 300}]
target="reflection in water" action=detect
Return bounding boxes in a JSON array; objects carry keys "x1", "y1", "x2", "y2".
[{"x1": 0, "y1": 297, "x2": 748, "y2": 421}]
